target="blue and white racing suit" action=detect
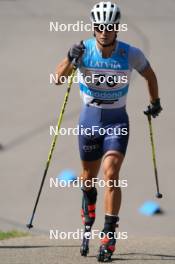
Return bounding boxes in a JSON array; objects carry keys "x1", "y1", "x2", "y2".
[{"x1": 78, "y1": 38, "x2": 149, "y2": 161}]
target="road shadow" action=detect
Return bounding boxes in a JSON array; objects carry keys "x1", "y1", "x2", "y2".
[
  {"x1": 0, "y1": 245, "x2": 174, "y2": 261},
  {"x1": 0, "y1": 245, "x2": 79, "y2": 249},
  {"x1": 88, "y1": 252, "x2": 175, "y2": 261}
]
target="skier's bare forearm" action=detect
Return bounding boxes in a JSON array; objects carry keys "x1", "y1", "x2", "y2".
[
  {"x1": 55, "y1": 57, "x2": 74, "y2": 85},
  {"x1": 141, "y1": 65, "x2": 159, "y2": 102}
]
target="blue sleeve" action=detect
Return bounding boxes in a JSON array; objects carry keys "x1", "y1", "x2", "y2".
[{"x1": 128, "y1": 46, "x2": 150, "y2": 73}]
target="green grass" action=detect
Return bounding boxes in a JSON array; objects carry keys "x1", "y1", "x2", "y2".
[{"x1": 0, "y1": 230, "x2": 28, "y2": 240}]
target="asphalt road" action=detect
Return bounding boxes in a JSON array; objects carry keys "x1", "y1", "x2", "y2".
[
  {"x1": 0, "y1": 0, "x2": 175, "y2": 252},
  {"x1": 0, "y1": 235, "x2": 175, "y2": 264}
]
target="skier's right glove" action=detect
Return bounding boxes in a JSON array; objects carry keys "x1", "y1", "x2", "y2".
[{"x1": 67, "y1": 41, "x2": 85, "y2": 63}]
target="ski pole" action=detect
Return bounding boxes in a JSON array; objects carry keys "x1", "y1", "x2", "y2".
[
  {"x1": 27, "y1": 60, "x2": 78, "y2": 229},
  {"x1": 146, "y1": 114, "x2": 163, "y2": 199}
]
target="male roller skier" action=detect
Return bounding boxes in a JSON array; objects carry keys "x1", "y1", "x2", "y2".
[{"x1": 55, "y1": 1, "x2": 162, "y2": 262}]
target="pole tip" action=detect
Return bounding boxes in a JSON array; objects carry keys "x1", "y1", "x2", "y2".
[
  {"x1": 26, "y1": 223, "x2": 33, "y2": 229},
  {"x1": 156, "y1": 193, "x2": 163, "y2": 199}
]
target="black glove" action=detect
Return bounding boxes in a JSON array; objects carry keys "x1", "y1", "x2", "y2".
[
  {"x1": 144, "y1": 98, "x2": 162, "y2": 118},
  {"x1": 67, "y1": 41, "x2": 85, "y2": 63}
]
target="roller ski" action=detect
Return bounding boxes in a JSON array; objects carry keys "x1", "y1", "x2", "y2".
[{"x1": 97, "y1": 235, "x2": 116, "y2": 262}]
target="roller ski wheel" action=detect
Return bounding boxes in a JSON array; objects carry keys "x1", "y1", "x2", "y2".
[
  {"x1": 97, "y1": 236, "x2": 116, "y2": 262},
  {"x1": 97, "y1": 246, "x2": 112, "y2": 262}
]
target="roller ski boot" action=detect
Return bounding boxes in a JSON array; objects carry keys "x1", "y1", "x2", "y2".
[
  {"x1": 80, "y1": 225, "x2": 91, "y2": 256},
  {"x1": 80, "y1": 187, "x2": 97, "y2": 257},
  {"x1": 97, "y1": 215, "x2": 119, "y2": 262}
]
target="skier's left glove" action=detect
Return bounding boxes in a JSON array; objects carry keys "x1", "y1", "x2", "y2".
[{"x1": 144, "y1": 98, "x2": 162, "y2": 118}]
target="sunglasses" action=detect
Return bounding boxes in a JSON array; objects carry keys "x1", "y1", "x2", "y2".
[{"x1": 93, "y1": 23, "x2": 118, "y2": 32}]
